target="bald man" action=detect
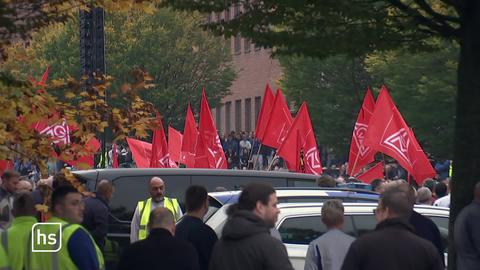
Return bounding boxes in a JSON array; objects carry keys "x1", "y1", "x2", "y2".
[
  {"x1": 120, "y1": 208, "x2": 199, "y2": 270},
  {"x1": 130, "y1": 177, "x2": 182, "y2": 243},
  {"x1": 82, "y1": 180, "x2": 115, "y2": 249}
]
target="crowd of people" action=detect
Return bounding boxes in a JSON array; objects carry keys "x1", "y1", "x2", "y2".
[{"x1": 1, "y1": 166, "x2": 479, "y2": 270}]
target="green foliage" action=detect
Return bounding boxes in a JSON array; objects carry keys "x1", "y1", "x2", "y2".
[
  {"x1": 280, "y1": 55, "x2": 372, "y2": 155},
  {"x1": 366, "y1": 40, "x2": 458, "y2": 159},
  {"x1": 3, "y1": 8, "x2": 235, "y2": 128}
]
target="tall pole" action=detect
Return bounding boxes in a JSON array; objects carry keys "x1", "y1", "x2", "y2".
[{"x1": 80, "y1": 7, "x2": 106, "y2": 168}]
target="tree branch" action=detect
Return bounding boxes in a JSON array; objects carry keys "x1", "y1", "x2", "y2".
[{"x1": 413, "y1": 0, "x2": 460, "y2": 23}]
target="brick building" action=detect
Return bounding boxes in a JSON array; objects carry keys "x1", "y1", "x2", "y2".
[{"x1": 209, "y1": 6, "x2": 283, "y2": 135}]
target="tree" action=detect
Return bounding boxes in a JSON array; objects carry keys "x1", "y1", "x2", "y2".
[
  {"x1": 163, "y1": 1, "x2": 476, "y2": 267},
  {"x1": 2, "y1": 8, "x2": 235, "y2": 129},
  {"x1": 280, "y1": 55, "x2": 371, "y2": 158}
]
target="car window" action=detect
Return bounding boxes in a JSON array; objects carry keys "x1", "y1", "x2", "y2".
[
  {"x1": 278, "y1": 215, "x2": 355, "y2": 245},
  {"x1": 287, "y1": 179, "x2": 316, "y2": 187},
  {"x1": 191, "y1": 175, "x2": 287, "y2": 191},
  {"x1": 110, "y1": 175, "x2": 190, "y2": 221},
  {"x1": 351, "y1": 215, "x2": 377, "y2": 237},
  {"x1": 428, "y1": 216, "x2": 449, "y2": 252}
]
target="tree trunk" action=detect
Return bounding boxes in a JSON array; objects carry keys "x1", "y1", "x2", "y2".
[{"x1": 448, "y1": 2, "x2": 480, "y2": 269}]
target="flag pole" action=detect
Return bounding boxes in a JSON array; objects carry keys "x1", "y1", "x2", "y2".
[
  {"x1": 252, "y1": 143, "x2": 263, "y2": 170},
  {"x1": 267, "y1": 153, "x2": 278, "y2": 171}
]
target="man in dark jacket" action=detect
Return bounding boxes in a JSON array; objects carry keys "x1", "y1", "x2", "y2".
[
  {"x1": 209, "y1": 182, "x2": 294, "y2": 270},
  {"x1": 118, "y1": 207, "x2": 199, "y2": 270},
  {"x1": 176, "y1": 185, "x2": 218, "y2": 270},
  {"x1": 341, "y1": 186, "x2": 443, "y2": 270},
  {"x1": 454, "y1": 182, "x2": 480, "y2": 270},
  {"x1": 82, "y1": 179, "x2": 114, "y2": 250}
]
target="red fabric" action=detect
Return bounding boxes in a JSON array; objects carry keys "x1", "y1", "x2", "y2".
[
  {"x1": 34, "y1": 117, "x2": 72, "y2": 145},
  {"x1": 168, "y1": 126, "x2": 183, "y2": 163},
  {"x1": 277, "y1": 103, "x2": 322, "y2": 175},
  {"x1": 150, "y1": 113, "x2": 177, "y2": 168},
  {"x1": 38, "y1": 66, "x2": 50, "y2": 86},
  {"x1": 357, "y1": 162, "x2": 384, "y2": 184},
  {"x1": 408, "y1": 128, "x2": 436, "y2": 184},
  {"x1": 193, "y1": 133, "x2": 210, "y2": 168},
  {"x1": 0, "y1": 160, "x2": 13, "y2": 175},
  {"x1": 62, "y1": 137, "x2": 100, "y2": 169},
  {"x1": 261, "y1": 88, "x2": 293, "y2": 148},
  {"x1": 196, "y1": 89, "x2": 227, "y2": 168},
  {"x1": 112, "y1": 144, "x2": 118, "y2": 168},
  {"x1": 364, "y1": 86, "x2": 435, "y2": 184},
  {"x1": 348, "y1": 87, "x2": 376, "y2": 176},
  {"x1": 181, "y1": 104, "x2": 198, "y2": 168},
  {"x1": 127, "y1": 138, "x2": 152, "y2": 168},
  {"x1": 255, "y1": 83, "x2": 275, "y2": 141}
]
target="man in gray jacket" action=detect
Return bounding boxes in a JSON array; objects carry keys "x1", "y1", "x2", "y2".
[
  {"x1": 304, "y1": 199, "x2": 355, "y2": 270},
  {"x1": 454, "y1": 182, "x2": 480, "y2": 270},
  {"x1": 209, "y1": 182, "x2": 294, "y2": 270}
]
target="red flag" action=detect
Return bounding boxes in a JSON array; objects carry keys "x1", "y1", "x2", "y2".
[
  {"x1": 168, "y1": 126, "x2": 183, "y2": 163},
  {"x1": 255, "y1": 83, "x2": 275, "y2": 141},
  {"x1": 150, "y1": 113, "x2": 177, "y2": 168},
  {"x1": 181, "y1": 104, "x2": 198, "y2": 168},
  {"x1": 348, "y1": 87, "x2": 376, "y2": 176},
  {"x1": 357, "y1": 162, "x2": 384, "y2": 184},
  {"x1": 34, "y1": 118, "x2": 71, "y2": 145},
  {"x1": 196, "y1": 89, "x2": 227, "y2": 168},
  {"x1": 261, "y1": 88, "x2": 293, "y2": 148},
  {"x1": 364, "y1": 86, "x2": 434, "y2": 184},
  {"x1": 127, "y1": 138, "x2": 152, "y2": 168},
  {"x1": 112, "y1": 144, "x2": 119, "y2": 168},
  {"x1": 193, "y1": 133, "x2": 211, "y2": 168},
  {"x1": 408, "y1": 128, "x2": 436, "y2": 183},
  {"x1": 277, "y1": 103, "x2": 323, "y2": 175},
  {"x1": 38, "y1": 66, "x2": 50, "y2": 86},
  {"x1": 61, "y1": 137, "x2": 100, "y2": 169},
  {"x1": 0, "y1": 160, "x2": 13, "y2": 175}
]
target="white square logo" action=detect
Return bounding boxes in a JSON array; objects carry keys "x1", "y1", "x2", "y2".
[{"x1": 31, "y1": 223, "x2": 62, "y2": 253}]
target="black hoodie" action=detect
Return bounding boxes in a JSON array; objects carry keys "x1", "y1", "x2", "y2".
[{"x1": 209, "y1": 209, "x2": 294, "y2": 270}]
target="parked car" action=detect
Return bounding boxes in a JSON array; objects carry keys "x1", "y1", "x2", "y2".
[
  {"x1": 206, "y1": 202, "x2": 449, "y2": 270},
  {"x1": 72, "y1": 168, "x2": 318, "y2": 248}
]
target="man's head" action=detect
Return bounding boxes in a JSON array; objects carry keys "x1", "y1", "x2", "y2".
[
  {"x1": 1, "y1": 170, "x2": 20, "y2": 193},
  {"x1": 375, "y1": 186, "x2": 412, "y2": 223},
  {"x1": 423, "y1": 179, "x2": 436, "y2": 193},
  {"x1": 12, "y1": 193, "x2": 36, "y2": 217},
  {"x1": 149, "y1": 177, "x2": 165, "y2": 203},
  {"x1": 316, "y1": 175, "x2": 336, "y2": 187},
  {"x1": 237, "y1": 183, "x2": 279, "y2": 228},
  {"x1": 434, "y1": 182, "x2": 448, "y2": 198},
  {"x1": 474, "y1": 182, "x2": 480, "y2": 202},
  {"x1": 371, "y1": 179, "x2": 385, "y2": 193},
  {"x1": 96, "y1": 180, "x2": 114, "y2": 202},
  {"x1": 51, "y1": 185, "x2": 84, "y2": 224},
  {"x1": 416, "y1": 187, "x2": 432, "y2": 205},
  {"x1": 148, "y1": 207, "x2": 175, "y2": 235},
  {"x1": 52, "y1": 172, "x2": 72, "y2": 189},
  {"x1": 17, "y1": 179, "x2": 33, "y2": 194},
  {"x1": 185, "y1": 185, "x2": 208, "y2": 216},
  {"x1": 321, "y1": 199, "x2": 345, "y2": 229}
]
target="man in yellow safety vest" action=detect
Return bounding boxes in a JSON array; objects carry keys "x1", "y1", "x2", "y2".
[{"x1": 130, "y1": 177, "x2": 182, "y2": 242}]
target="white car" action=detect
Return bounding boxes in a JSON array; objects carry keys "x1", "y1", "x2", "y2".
[{"x1": 206, "y1": 202, "x2": 449, "y2": 270}]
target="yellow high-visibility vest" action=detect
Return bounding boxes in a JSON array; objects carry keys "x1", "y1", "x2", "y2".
[{"x1": 137, "y1": 197, "x2": 180, "y2": 240}]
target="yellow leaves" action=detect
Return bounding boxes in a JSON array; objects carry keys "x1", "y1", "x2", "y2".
[
  {"x1": 65, "y1": 92, "x2": 76, "y2": 99},
  {"x1": 35, "y1": 204, "x2": 49, "y2": 213}
]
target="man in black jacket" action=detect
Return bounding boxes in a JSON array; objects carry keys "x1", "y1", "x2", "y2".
[
  {"x1": 209, "y1": 182, "x2": 294, "y2": 270},
  {"x1": 341, "y1": 186, "x2": 443, "y2": 270},
  {"x1": 176, "y1": 185, "x2": 218, "y2": 270},
  {"x1": 119, "y1": 207, "x2": 199, "y2": 270}
]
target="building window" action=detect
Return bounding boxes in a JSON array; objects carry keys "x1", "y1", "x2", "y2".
[
  {"x1": 254, "y1": 43, "x2": 261, "y2": 51},
  {"x1": 224, "y1": 7, "x2": 230, "y2": 21},
  {"x1": 254, "y1": 96, "x2": 261, "y2": 128},
  {"x1": 234, "y1": 3, "x2": 240, "y2": 18},
  {"x1": 245, "y1": 98, "x2": 252, "y2": 132},
  {"x1": 235, "y1": 99, "x2": 242, "y2": 131},
  {"x1": 216, "y1": 12, "x2": 222, "y2": 22},
  {"x1": 215, "y1": 105, "x2": 222, "y2": 132},
  {"x1": 225, "y1": 101, "x2": 231, "y2": 133},
  {"x1": 244, "y1": 39, "x2": 251, "y2": 53},
  {"x1": 234, "y1": 34, "x2": 241, "y2": 55}
]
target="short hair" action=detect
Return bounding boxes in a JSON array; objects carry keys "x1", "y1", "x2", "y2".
[
  {"x1": 237, "y1": 183, "x2": 275, "y2": 211},
  {"x1": 316, "y1": 175, "x2": 336, "y2": 187},
  {"x1": 51, "y1": 185, "x2": 79, "y2": 211},
  {"x1": 1, "y1": 170, "x2": 20, "y2": 181},
  {"x1": 380, "y1": 187, "x2": 412, "y2": 218},
  {"x1": 321, "y1": 199, "x2": 344, "y2": 227},
  {"x1": 384, "y1": 181, "x2": 416, "y2": 207},
  {"x1": 434, "y1": 182, "x2": 448, "y2": 198},
  {"x1": 96, "y1": 180, "x2": 113, "y2": 195},
  {"x1": 371, "y1": 179, "x2": 384, "y2": 192},
  {"x1": 416, "y1": 187, "x2": 432, "y2": 204},
  {"x1": 52, "y1": 172, "x2": 72, "y2": 189},
  {"x1": 423, "y1": 179, "x2": 436, "y2": 192},
  {"x1": 185, "y1": 185, "x2": 208, "y2": 212},
  {"x1": 13, "y1": 193, "x2": 36, "y2": 216},
  {"x1": 148, "y1": 207, "x2": 174, "y2": 229}
]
